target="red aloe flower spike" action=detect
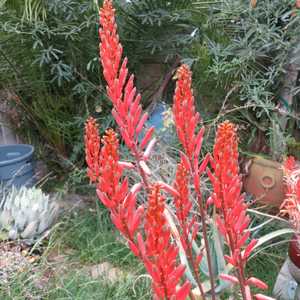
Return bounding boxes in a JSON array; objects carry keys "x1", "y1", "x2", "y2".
[
  {"x1": 84, "y1": 123, "x2": 143, "y2": 253},
  {"x1": 280, "y1": 156, "x2": 300, "y2": 231},
  {"x1": 97, "y1": 129, "x2": 141, "y2": 240},
  {"x1": 211, "y1": 121, "x2": 273, "y2": 300},
  {"x1": 284, "y1": 156, "x2": 296, "y2": 174},
  {"x1": 140, "y1": 184, "x2": 191, "y2": 300},
  {"x1": 85, "y1": 117, "x2": 101, "y2": 183},
  {"x1": 174, "y1": 161, "x2": 206, "y2": 299},
  {"x1": 173, "y1": 65, "x2": 201, "y2": 164},
  {"x1": 97, "y1": 129, "x2": 122, "y2": 208},
  {"x1": 99, "y1": 0, "x2": 154, "y2": 171},
  {"x1": 173, "y1": 64, "x2": 216, "y2": 300}
]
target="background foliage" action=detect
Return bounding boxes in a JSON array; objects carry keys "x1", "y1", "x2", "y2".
[{"x1": 0, "y1": 0, "x2": 299, "y2": 187}]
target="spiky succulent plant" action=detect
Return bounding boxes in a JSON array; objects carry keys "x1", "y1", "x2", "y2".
[{"x1": 0, "y1": 186, "x2": 59, "y2": 243}]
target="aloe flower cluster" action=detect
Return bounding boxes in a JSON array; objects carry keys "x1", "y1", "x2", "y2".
[
  {"x1": 84, "y1": 1, "x2": 275, "y2": 299},
  {"x1": 173, "y1": 65, "x2": 215, "y2": 299},
  {"x1": 85, "y1": 1, "x2": 189, "y2": 298},
  {"x1": 85, "y1": 122, "x2": 143, "y2": 243},
  {"x1": 84, "y1": 117, "x2": 100, "y2": 182},
  {"x1": 173, "y1": 64, "x2": 204, "y2": 165},
  {"x1": 209, "y1": 121, "x2": 271, "y2": 300},
  {"x1": 139, "y1": 184, "x2": 191, "y2": 299},
  {"x1": 85, "y1": 120, "x2": 189, "y2": 299},
  {"x1": 99, "y1": 0, "x2": 154, "y2": 165},
  {"x1": 280, "y1": 156, "x2": 300, "y2": 231},
  {"x1": 173, "y1": 161, "x2": 206, "y2": 298}
]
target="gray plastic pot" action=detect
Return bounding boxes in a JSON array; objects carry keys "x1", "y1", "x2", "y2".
[{"x1": 0, "y1": 144, "x2": 35, "y2": 188}]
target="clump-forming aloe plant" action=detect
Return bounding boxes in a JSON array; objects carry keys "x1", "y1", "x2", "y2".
[
  {"x1": 84, "y1": 1, "x2": 278, "y2": 299},
  {"x1": 0, "y1": 186, "x2": 59, "y2": 244}
]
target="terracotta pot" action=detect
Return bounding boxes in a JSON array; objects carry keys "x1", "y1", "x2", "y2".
[{"x1": 243, "y1": 157, "x2": 285, "y2": 208}]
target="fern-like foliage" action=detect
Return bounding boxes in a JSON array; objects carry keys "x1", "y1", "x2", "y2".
[
  {"x1": 116, "y1": 0, "x2": 201, "y2": 61},
  {"x1": 207, "y1": 0, "x2": 300, "y2": 120}
]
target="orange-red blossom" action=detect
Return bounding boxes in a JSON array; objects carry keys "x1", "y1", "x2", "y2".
[
  {"x1": 209, "y1": 121, "x2": 272, "y2": 300},
  {"x1": 280, "y1": 156, "x2": 300, "y2": 231}
]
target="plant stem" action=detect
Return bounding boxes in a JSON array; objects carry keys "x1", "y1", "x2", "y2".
[
  {"x1": 186, "y1": 240, "x2": 206, "y2": 299},
  {"x1": 228, "y1": 233, "x2": 251, "y2": 300},
  {"x1": 176, "y1": 192, "x2": 206, "y2": 299},
  {"x1": 236, "y1": 258, "x2": 250, "y2": 300},
  {"x1": 133, "y1": 147, "x2": 150, "y2": 189},
  {"x1": 195, "y1": 189, "x2": 216, "y2": 300},
  {"x1": 237, "y1": 269, "x2": 250, "y2": 300},
  {"x1": 189, "y1": 155, "x2": 216, "y2": 299},
  {"x1": 192, "y1": 253, "x2": 206, "y2": 299}
]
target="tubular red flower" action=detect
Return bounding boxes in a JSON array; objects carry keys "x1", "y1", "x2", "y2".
[
  {"x1": 140, "y1": 184, "x2": 191, "y2": 300},
  {"x1": 84, "y1": 117, "x2": 101, "y2": 183},
  {"x1": 213, "y1": 120, "x2": 239, "y2": 178},
  {"x1": 97, "y1": 129, "x2": 122, "y2": 209},
  {"x1": 211, "y1": 121, "x2": 248, "y2": 252},
  {"x1": 174, "y1": 161, "x2": 205, "y2": 298},
  {"x1": 284, "y1": 156, "x2": 296, "y2": 174},
  {"x1": 173, "y1": 64, "x2": 215, "y2": 300},
  {"x1": 174, "y1": 162, "x2": 191, "y2": 229},
  {"x1": 173, "y1": 65, "x2": 216, "y2": 300},
  {"x1": 280, "y1": 156, "x2": 300, "y2": 231},
  {"x1": 254, "y1": 294, "x2": 276, "y2": 300},
  {"x1": 173, "y1": 65, "x2": 202, "y2": 165},
  {"x1": 85, "y1": 3, "x2": 273, "y2": 300},
  {"x1": 210, "y1": 121, "x2": 271, "y2": 300},
  {"x1": 99, "y1": 0, "x2": 153, "y2": 154},
  {"x1": 85, "y1": 122, "x2": 143, "y2": 244},
  {"x1": 96, "y1": 129, "x2": 144, "y2": 241}
]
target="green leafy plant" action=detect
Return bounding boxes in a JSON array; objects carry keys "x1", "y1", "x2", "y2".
[
  {"x1": 206, "y1": 0, "x2": 300, "y2": 140},
  {"x1": 0, "y1": 0, "x2": 106, "y2": 172},
  {"x1": 116, "y1": 0, "x2": 200, "y2": 60}
]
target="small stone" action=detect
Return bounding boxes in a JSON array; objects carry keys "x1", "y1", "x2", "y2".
[
  {"x1": 56, "y1": 193, "x2": 90, "y2": 211},
  {"x1": 87, "y1": 262, "x2": 123, "y2": 282},
  {"x1": 28, "y1": 256, "x2": 38, "y2": 264}
]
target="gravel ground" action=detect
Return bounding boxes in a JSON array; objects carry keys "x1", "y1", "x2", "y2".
[{"x1": 0, "y1": 242, "x2": 39, "y2": 284}]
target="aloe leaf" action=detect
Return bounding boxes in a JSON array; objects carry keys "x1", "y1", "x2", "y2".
[
  {"x1": 38, "y1": 203, "x2": 59, "y2": 234},
  {"x1": 210, "y1": 218, "x2": 232, "y2": 293},
  {"x1": 0, "y1": 230, "x2": 8, "y2": 241},
  {"x1": 8, "y1": 227, "x2": 18, "y2": 240},
  {"x1": 199, "y1": 214, "x2": 233, "y2": 294},
  {"x1": 247, "y1": 208, "x2": 289, "y2": 228},
  {"x1": 21, "y1": 221, "x2": 38, "y2": 239},
  {"x1": 252, "y1": 228, "x2": 294, "y2": 253},
  {"x1": 200, "y1": 214, "x2": 226, "y2": 277},
  {"x1": 15, "y1": 211, "x2": 27, "y2": 230},
  {"x1": 0, "y1": 211, "x2": 12, "y2": 228},
  {"x1": 214, "y1": 264, "x2": 233, "y2": 294},
  {"x1": 164, "y1": 206, "x2": 197, "y2": 285}
]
